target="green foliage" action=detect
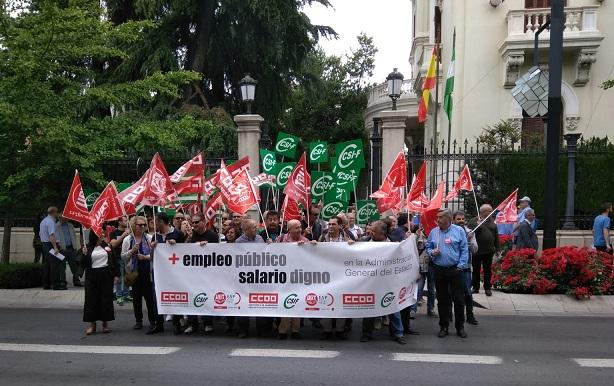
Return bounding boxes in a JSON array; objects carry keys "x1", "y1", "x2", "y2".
[
  {"x1": 0, "y1": 263, "x2": 42, "y2": 288},
  {"x1": 603, "y1": 79, "x2": 614, "y2": 90},
  {"x1": 476, "y1": 120, "x2": 521, "y2": 151},
  {"x1": 280, "y1": 33, "x2": 377, "y2": 145}
]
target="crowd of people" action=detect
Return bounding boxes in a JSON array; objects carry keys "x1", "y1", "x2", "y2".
[{"x1": 35, "y1": 196, "x2": 613, "y2": 341}]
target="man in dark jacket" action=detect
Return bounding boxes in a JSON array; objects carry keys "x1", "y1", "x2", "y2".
[
  {"x1": 471, "y1": 204, "x2": 498, "y2": 297},
  {"x1": 390, "y1": 213, "x2": 410, "y2": 242},
  {"x1": 516, "y1": 209, "x2": 538, "y2": 250}
]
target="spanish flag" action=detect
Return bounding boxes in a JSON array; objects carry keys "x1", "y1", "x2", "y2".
[{"x1": 418, "y1": 47, "x2": 438, "y2": 123}]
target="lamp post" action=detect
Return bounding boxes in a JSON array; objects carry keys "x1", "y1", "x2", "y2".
[
  {"x1": 239, "y1": 73, "x2": 257, "y2": 114},
  {"x1": 386, "y1": 68, "x2": 404, "y2": 111},
  {"x1": 370, "y1": 117, "x2": 382, "y2": 195},
  {"x1": 562, "y1": 133, "x2": 581, "y2": 230}
]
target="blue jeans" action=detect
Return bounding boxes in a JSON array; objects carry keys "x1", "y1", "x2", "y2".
[
  {"x1": 114, "y1": 258, "x2": 129, "y2": 297},
  {"x1": 389, "y1": 311, "x2": 404, "y2": 338},
  {"x1": 418, "y1": 267, "x2": 436, "y2": 311}
]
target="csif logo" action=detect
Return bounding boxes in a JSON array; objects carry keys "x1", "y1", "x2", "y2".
[
  {"x1": 276, "y1": 138, "x2": 297, "y2": 152},
  {"x1": 337, "y1": 144, "x2": 362, "y2": 169},
  {"x1": 357, "y1": 203, "x2": 377, "y2": 221},
  {"x1": 310, "y1": 143, "x2": 326, "y2": 160},
  {"x1": 262, "y1": 153, "x2": 275, "y2": 171},
  {"x1": 322, "y1": 201, "x2": 343, "y2": 217},
  {"x1": 284, "y1": 294, "x2": 299, "y2": 309},
  {"x1": 337, "y1": 170, "x2": 358, "y2": 183},
  {"x1": 277, "y1": 165, "x2": 293, "y2": 184},
  {"x1": 193, "y1": 292, "x2": 208, "y2": 307},
  {"x1": 380, "y1": 292, "x2": 395, "y2": 308},
  {"x1": 312, "y1": 174, "x2": 334, "y2": 196}
]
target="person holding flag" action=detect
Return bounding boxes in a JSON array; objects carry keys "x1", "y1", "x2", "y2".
[{"x1": 470, "y1": 204, "x2": 499, "y2": 297}]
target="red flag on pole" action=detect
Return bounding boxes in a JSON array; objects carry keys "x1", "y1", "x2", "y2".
[
  {"x1": 63, "y1": 170, "x2": 91, "y2": 228},
  {"x1": 420, "y1": 181, "x2": 445, "y2": 236},
  {"x1": 89, "y1": 182, "x2": 124, "y2": 237},
  {"x1": 376, "y1": 187, "x2": 403, "y2": 214},
  {"x1": 281, "y1": 196, "x2": 302, "y2": 221},
  {"x1": 495, "y1": 189, "x2": 519, "y2": 224},
  {"x1": 174, "y1": 174, "x2": 203, "y2": 195},
  {"x1": 371, "y1": 151, "x2": 407, "y2": 199},
  {"x1": 118, "y1": 172, "x2": 147, "y2": 208},
  {"x1": 141, "y1": 153, "x2": 178, "y2": 207},
  {"x1": 445, "y1": 164, "x2": 474, "y2": 201},
  {"x1": 170, "y1": 153, "x2": 204, "y2": 183},
  {"x1": 284, "y1": 152, "x2": 311, "y2": 210},
  {"x1": 220, "y1": 169, "x2": 259, "y2": 215},
  {"x1": 204, "y1": 192, "x2": 223, "y2": 224},
  {"x1": 407, "y1": 162, "x2": 427, "y2": 213}
]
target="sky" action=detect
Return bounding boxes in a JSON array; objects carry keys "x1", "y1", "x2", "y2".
[{"x1": 304, "y1": 0, "x2": 413, "y2": 84}]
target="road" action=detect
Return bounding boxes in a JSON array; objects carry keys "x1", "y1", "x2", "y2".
[{"x1": 0, "y1": 308, "x2": 613, "y2": 385}]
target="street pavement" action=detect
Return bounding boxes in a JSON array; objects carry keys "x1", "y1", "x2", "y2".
[{"x1": 1, "y1": 307, "x2": 613, "y2": 385}]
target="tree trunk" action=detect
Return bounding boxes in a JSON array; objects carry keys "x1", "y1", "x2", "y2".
[{"x1": 1, "y1": 215, "x2": 13, "y2": 264}]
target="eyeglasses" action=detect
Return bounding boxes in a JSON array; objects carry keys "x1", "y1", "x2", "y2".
[{"x1": 135, "y1": 223, "x2": 146, "y2": 227}]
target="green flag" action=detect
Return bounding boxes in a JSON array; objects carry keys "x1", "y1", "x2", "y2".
[
  {"x1": 444, "y1": 28, "x2": 456, "y2": 123},
  {"x1": 311, "y1": 171, "x2": 335, "y2": 199},
  {"x1": 334, "y1": 168, "x2": 360, "y2": 192},
  {"x1": 356, "y1": 200, "x2": 379, "y2": 224},
  {"x1": 334, "y1": 139, "x2": 365, "y2": 170},
  {"x1": 275, "y1": 132, "x2": 300, "y2": 159},
  {"x1": 260, "y1": 149, "x2": 277, "y2": 174},
  {"x1": 321, "y1": 198, "x2": 348, "y2": 221},
  {"x1": 325, "y1": 186, "x2": 350, "y2": 203},
  {"x1": 308, "y1": 141, "x2": 329, "y2": 163},
  {"x1": 272, "y1": 162, "x2": 295, "y2": 188},
  {"x1": 83, "y1": 188, "x2": 100, "y2": 210}
]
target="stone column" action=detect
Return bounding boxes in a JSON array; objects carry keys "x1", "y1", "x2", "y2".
[
  {"x1": 234, "y1": 114, "x2": 263, "y2": 220},
  {"x1": 380, "y1": 110, "x2": 407, "y2": 177},
  {"x1": 562, "y1": 133, "x2": 581, "y2": 230}
]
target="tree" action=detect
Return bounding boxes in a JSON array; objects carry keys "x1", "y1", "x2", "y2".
[
  {"x1": 105, "y1": 0, "x2": 336, "y2": 124},
  {"x1": 603, "y1": 79, "x2": 614, "y2": 90},
  {"x1": 0, "y1": 1, "x2": 217, "y2": 263},
  {"x1": 280, "y1": 33, "x2": 377, "y2": 145}
]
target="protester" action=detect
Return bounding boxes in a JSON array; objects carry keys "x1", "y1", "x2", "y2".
[
  {"x1": 360, "y1": 221, "x2": 407, "y2": 344},
  {"x1": 416, "y1": 225, "x2": 437, "y2": 317},
  {"x1": 188, "y1": 212, "x2": 218, "y2": 333},
  {"x1": 259, "y1": 210, "x2": 281, "y2": 242},
  {"x1": 224, "y1": 223, "x2": 240, "y2": 243},
  {"x1": 54, "y1": 213, "x2": 83, "y2": 287},
  {"x1": 303, "y1": 205, "x2": 327, "y2": 241},
  {"x1": 172, "y1": 212, "x2": 185, "y2": 231},
  {"x1": 234, "y1": 219, "x2": 269, "y2": 338},
  {"x1": 40, "y1": 206, "x2": 63, "y2": 290},
  {"x1": 453, "y1": 211, "x2": 479, "y2": 325},
  {"x1": 147, "y1": 216, "x2": 155, "y2": 235},
  {"x1": 33, "y1": 212, "x2": 45, "y2": 263},
  {"x1": 426, "y1": 209, "x2": 469, "y2": 338},
  {"x1": 471, "y1": 204, "x2": 499, "y2": 296},
  {"x1": 180, "y1": 220, "x2": 193, "y2": 241},
  {"x1": 109, "y1": 216, "x2": 131, "y2": 304},
  {"x1": 277, "y1": 219, "x2": 312, "y2": 339},
  {"x1": 121, "y1": 216, "x2": 162, "y2": 334},
  {"x1": 389, "y1": 213, "x2": 410, "y2": 243},
  {"x1": 82, "y1": 229, "x2": 119, "y2": 335},
  {"x1": 336, "y1": 213, "x2": 357, "y2": 241},
  {"x1": 347, "y1": 212, "x2": 363, "y2": 240},
  {"x1": 152, "y1": 212, "x2": 186, "y2": 335},
  {"x1": 319, "y1": 216, "x2": 353, "y2": 340},
  {"x1": 515, "y1": 208, "x2": 538, "y2": 250},
  {"x1": 515, "y1": 196, "x2": 536, "y2": 233},
  {"x1": 593, "y1": 202, "x2": 612, "y2": 254}
]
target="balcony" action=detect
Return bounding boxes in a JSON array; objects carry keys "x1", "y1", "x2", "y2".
[
  {"x1": 364, "y1": 79, "x2": 418, "y2": 128},
  {"x1": 500, "y1": 6, "x2": 604, "y2": 87}
]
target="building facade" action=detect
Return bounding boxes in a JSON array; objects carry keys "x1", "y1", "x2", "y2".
[{"x1": 365, "y1": 0, "x2": 612, "y2": 150}]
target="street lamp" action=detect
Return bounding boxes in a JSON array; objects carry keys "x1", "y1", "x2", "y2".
[
  {"x1": 386, "y1": 68, "x2": 404, "y2": 110},
  {"x1": 239, "y1": 73, "x2": 257, "y2": 114}
]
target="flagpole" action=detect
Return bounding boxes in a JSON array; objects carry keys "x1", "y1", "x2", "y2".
[
  {"x1": 431, "y1": 42, "x2": 441, "y2": 195},
  {"x1": 445, "y1": 29, "x2": 456, "y2": 202},
  {"x1": 468, "y1": 209, "x2": 497, "y2": 235},
  {"x1": 468, "y1": 170, "x2": 480, "y2": 218},
  {"x1": 256, "y1": 205, "x2": 270, "y2": 240}
]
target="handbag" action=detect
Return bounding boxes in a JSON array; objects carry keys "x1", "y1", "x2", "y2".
[{"x1": 124, "y1": 236, "x2": 139, "y2": 287}]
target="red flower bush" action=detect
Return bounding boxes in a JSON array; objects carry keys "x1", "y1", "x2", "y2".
[{"x1": 491, "y1": 246, "x2": 614, "y2": 299}]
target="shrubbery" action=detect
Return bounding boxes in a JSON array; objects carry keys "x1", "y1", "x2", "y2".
[
  {"x1": 0, "y1": 263, "x2": 42, "y2": 289},
  {"x1": 492, "y1": 247, "x2": 614, "y2": 299}
]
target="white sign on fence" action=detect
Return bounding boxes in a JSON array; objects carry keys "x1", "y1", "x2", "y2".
[{"x1": 154, "y1": 236, "x2": 420, "y2": 318}]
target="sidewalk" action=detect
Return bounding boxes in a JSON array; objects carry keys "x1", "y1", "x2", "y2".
[{"x1": 1, "y1": 287, "x2": 613, "y2": 316}]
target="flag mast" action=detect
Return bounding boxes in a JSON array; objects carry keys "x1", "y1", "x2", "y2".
[{"x1": 445, "y1": 28, "x2": 456, "y2": 202}]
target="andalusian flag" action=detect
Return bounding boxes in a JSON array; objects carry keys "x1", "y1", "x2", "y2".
[
  {"x1": 444, "y1": 29, "x2": 456, "y2": 123},
  {"x1": 418, "y1": 47, "x2": 438, "y2": 123}
]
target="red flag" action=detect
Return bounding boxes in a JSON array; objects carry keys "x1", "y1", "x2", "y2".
[
  {"x1": 284, "y1": 152, "x2": 311, "y2": 209},
  {"x1": 281, "y1": 196, "x2": 302, "y2": 221},
  {"x1": 225, "y1": 156, "x2": 250, "y2": 177},
  {"x1": 495, "y1": 189, "x2": 519, "y2": 224},
  {"x1": 89, "y1": 182, "x2": 124, "y2": 237},
  {"x1": 407, "y1": 162, "x2": 427, "y2": 213},
  {"x1": 174, "y1": 174, "x2": 203, "y2": 195},
  {"x1": 370, "y1": 151, "x2": 407, "y2": 199},
  {"x1": 63, "y1": 170, "x2": 91, "y2": 228},
  {"x1": 220, "y1": 169, "x2": 259, "y2": 215},
  {"x1": 170, "y1": 153, "x2": 204, "y2": 183},
  {"x1": 141, "y1": 153, "x2": 178, "y2": 207},
  {"x1": 118, "y1": 172, "x2": 147, "y2": 208},
  {"x1": 204, "y1": 192, "x2": 223, "y2": 224},
  {"x1": 376, "y1": 187, "x2": 402, "y2": 214},
  {"x1": 445, "y1": 165, "x2": 474, "y2": 201},
  {"x1": 420, "y1": 181, "x2": 445, "y2": 236},
  {"x1": 203, "y1": 173, "x2": 219, "y2": 198}
]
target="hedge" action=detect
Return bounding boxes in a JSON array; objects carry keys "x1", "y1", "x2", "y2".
[{"x1": 0, "y1": 263, "x2": 42, "y2": 289}]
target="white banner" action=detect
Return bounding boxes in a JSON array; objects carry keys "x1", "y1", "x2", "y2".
[{"x1": 154, "y1": 236, "x2": 420, "y2": 318}]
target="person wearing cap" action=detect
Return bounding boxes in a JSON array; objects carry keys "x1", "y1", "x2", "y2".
[{"x1": 515, "y1": 196, "x2": 536, "y2": 232}]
